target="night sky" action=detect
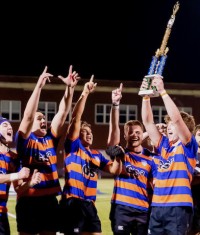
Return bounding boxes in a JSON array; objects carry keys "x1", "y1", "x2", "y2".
[{"x1": 0, "y1": 0, "x2": 199, "y2": 84}]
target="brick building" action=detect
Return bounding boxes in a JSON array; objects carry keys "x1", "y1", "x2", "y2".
[{"x1": 1, "y1": 75, "x2": 200, "y2": 175}]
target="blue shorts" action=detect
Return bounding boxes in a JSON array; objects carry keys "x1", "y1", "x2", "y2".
[
  {"x1": 16, "y1": 196, "x2": 59, "y2": 234},
  {"x1": 109, "y1": 203, "x2": 149, "y2": 235},
  {"x1": 148, "y1": 206, "x2": 193, "y2": 235},
  {"x1": 59, "y1": 197, "x2": 101, "y2": 234}
]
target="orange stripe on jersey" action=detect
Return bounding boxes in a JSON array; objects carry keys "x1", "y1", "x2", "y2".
[
  {"x1": 85, "y1": 187, "x2": 97, "y2": 197},
  {"x1": 115, "y1": 179, "x2": 148, "y2": 197},
  {"x1": 68, "y1": 178, "x2": 84, "y2": 190},
  {"x1": 188, "y1": 157, "x2": 196, "y2": 168},
  {"x1": 112, "y1": 193, "x2": 149, "y2": 208},
  {"x1": 40, "y1": 171, "x2": 59, "y2": 181},
  {"x1": 28, "y1": 139, "x2": 55, "y2": 149},
  {"x1": 66, "y1": 162, "x2": 83, "y2": 174},
  {"x1": 156, "y1": 178, "x2": 191, "y2": 188},
  {"x1": 153, "y1": 194, "x2": 192, "y2": 204}
]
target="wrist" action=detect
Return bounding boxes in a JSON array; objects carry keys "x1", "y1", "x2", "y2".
[
  {"x1": 10, "y1": 173, "x2": 19, "y2": 182},
  {"x1": 143, "y1": 96, "x2": 150, "y2": 101},
  {"x1": 112, "y1": 103, "x2": 119, "y2": 109},
  {"x1": 81, "y1": 91, "x2": 89, "y2": 97},
  {"x1": 160, "y1": 90, "x2": 168, "y2": 97}
]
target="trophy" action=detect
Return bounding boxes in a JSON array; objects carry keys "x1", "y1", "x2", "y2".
[{"x1": 139, "y1": 1, "x2": 180, "y2": 97}]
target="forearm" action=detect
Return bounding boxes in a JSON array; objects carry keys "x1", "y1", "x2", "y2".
[
  {"x1": 23, "y1": 85, "x2": 42, "y2": 119},
  {"x1": 141, "y1": 97, "x2": 154, "y2": 124},
  {"x1": 160, "y1": 90, "x2": 181, "y2": 123},
  {"x1": 107, "y1": 106, "x2": 120, "y2": 145},
  {"x1": 52, "y1": 87, "x2": 74, "y2": 131},
  {"x1": 72, "y1": 91, "x2": 89, "y2": 119}
]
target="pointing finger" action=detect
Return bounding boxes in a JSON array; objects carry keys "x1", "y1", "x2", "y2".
[{"x1": 89, "y1": 75, "x2": 94, "y2": 83}]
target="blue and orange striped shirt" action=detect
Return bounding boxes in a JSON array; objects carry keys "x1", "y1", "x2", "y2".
[
  {"x1": 16, "y1": 128, "x2": 61, "y2": 198},
  {"x1": 63, "y1": 137, "x2": 112, "y2": 202},
  {"x1": 0, "y1": 150, "x2": 19, "y2": 213},
  {"x1": 111, "y1": 148, "x2": 157, "y2": 212},
  {"x1": 152, "y1": 135, "x2": 197, "y2": 207}
]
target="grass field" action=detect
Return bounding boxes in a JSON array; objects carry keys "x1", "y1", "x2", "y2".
[{"x1": 7, "y1": 178, "x2": 114, "y2": 235}]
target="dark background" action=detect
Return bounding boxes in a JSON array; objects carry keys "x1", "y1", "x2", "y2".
[{"x1": 0, "y1": 0, "x2": 199, "y2": 83}]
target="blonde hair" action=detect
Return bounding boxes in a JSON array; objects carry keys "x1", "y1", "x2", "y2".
[
  {"x1": 164, "y1": 111, "x2": 195, "y2": 133},
  {"x1": 81, "y1": 121, "x2": 91, "y2": 129},
  {"x1": 124, "y1": 120, "x2": 144, "y2": 132}
]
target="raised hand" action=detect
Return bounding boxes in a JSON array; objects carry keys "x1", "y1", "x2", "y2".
[
  {"x1": 83, "y1": 75, "x2": 97, "y2": 94},
  {"x1": 38, "y1": 66, "x2": 53, "y2": 88},
  {"x1": 151, "y1": 75, "x2": 165, "y2": 93},
  {"x1": 112, "y1": 83, "x2": 123, "y2": 105},
  {"x1": 58, "y1": 65, "x2": 81, "y2": 88},
  {"x1": 140, "y1": 77, "x2": 149, "y2": 91}
]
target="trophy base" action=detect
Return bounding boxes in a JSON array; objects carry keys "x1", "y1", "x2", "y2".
[
  {"x1": 138, "y1": 89, "x2": 160, "y2": 97},
  {"x1": 144, "y1": 74, "x2": 163, "y2": 79}
]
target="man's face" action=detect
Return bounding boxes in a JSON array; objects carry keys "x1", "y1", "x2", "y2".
[
  {"x1": 167, "y1": 121, "x2": 179, "y2": 143},
  {"x1": 124, "y1": 125, "x2": 143, "y2": 148},
  {"x1": 80, "y1": 126, "x2": 93, "y2": 147},
  {"x1": 195, "y1": 129, "x2": 200, "y2": 148},
  {"x1": 32, "y1": 112, "x2": 47, "y2": 137},
  {"x1": 0, "y1": 121, "x2": 13, "y2": 144}
]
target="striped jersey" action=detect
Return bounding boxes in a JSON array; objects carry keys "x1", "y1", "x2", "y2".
[
  {"x1": 16, "y1": 128, "x2": 61, "y2": 198},
  {"x1": 152, "y1": 135, "x2": 197, "y2": 207},
  {"x1": 111, "y1": 148, "x2": 157, "y2": 212},
  {"x1": 63, "y1": 137, "x2": 112, "y2": 202},
  {"x1": 0, "y1": 150, "x2": 19, "y2": 213}
]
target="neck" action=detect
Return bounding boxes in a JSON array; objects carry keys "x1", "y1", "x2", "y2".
[
  {"x1": 126, "y1": 145, "x2": 143, "y2": 154},
  {"x1": 0, "y1": 143, "x2": 9, "y2": 154}
]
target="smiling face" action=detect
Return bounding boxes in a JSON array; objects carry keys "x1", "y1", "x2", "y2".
[
  {"x1": 32, "y1": 112, "x2": 47, "y2": 137},
  {"x1": 80, "y1": 125, "x2": 93, "y2": 147},
  {"x1": 0, "y1": 121, "x2": 13, "y2": 144},
  {"x1": 124, "y1": 124, "x2": 143, "y2": 150},
  {"x1": 166, "y1": 121, "x2": 179, "y2": 143}
]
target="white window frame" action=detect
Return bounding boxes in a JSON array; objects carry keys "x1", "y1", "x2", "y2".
[
  {"x1": 95, "y1": 104, "x2": 138, "y2": 125},
  {"x1": 38, "y1": 102, "x2": 57, "y2": 122},
  {"x1": 0, "y1": 100, "x2": 21, "y2": 122},
  {"x1": 152, "y1": 106, "x2": 193, "y2": 124}
]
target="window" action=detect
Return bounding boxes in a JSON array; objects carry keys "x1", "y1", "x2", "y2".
[
  {"x1": 179, "y1": 107, "x2": 192, "y2": 115},
  {"x1": 152, "y1": 106, "x2": 167, "y2": 123},
  {"x1": 0, "y1": 100, "x2": 21, "y2": 121},
  {"x1": 95, "y1": 104, "x2": 138, "y2": 124},
  {"x1": 38, "y1": 102, "x2": 57, "y2": 122},
  {"x1": 152, "y1": 106, "x2": 192, "y2": 124},
  {"x1": 66, "y1": 103, "x2": 75, "y2": 123}
]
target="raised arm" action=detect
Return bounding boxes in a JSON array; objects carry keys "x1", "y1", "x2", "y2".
[
  {"x1": 141, "y1": 78, "x2": 161, "y2": 146},
  {"x1": 51, "y1": 65, "x2": 80, "y2": 137},
  {"x1": 107, "y1": 83, "x2": 123, "y2": 146},
  {"x1": 18, "y1": 66, "x2": 53, "y2": 139},
  {"x1": 67, "y1": 75, "x2": 97, "y2": 140},
  {"x1": 152, "y1": 75, "x2": 191, "y2": 144}
]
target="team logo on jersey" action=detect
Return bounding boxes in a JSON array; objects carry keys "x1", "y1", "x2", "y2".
[
  {"x1": 34, "y1": 151, "x2": 51, "y2": 163},
  {"x1": 82, "y1": 164, "x2": 96, "y2": 177},
  {"x1": 159, "y1": 157, "x2": 174, "y2": 170},
  {"x1": 126, "y1": 165, "x2": 145, "y2": 177}
]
